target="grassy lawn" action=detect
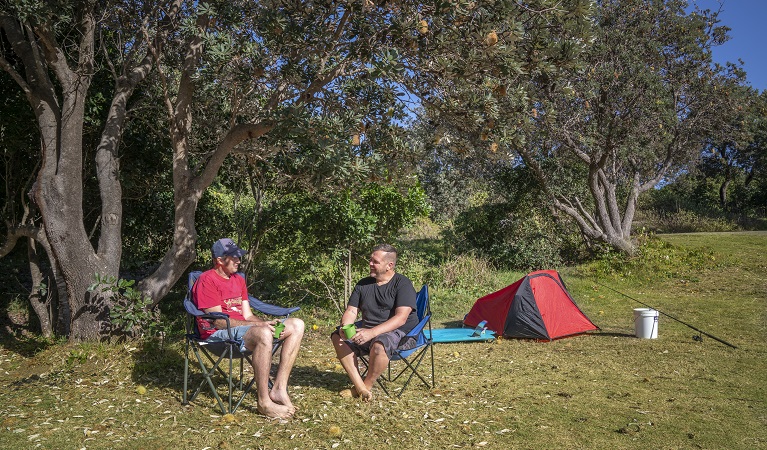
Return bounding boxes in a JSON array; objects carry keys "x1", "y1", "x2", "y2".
[{"x1": 0, "y1": 232, "x2": 765, "y2": 449}]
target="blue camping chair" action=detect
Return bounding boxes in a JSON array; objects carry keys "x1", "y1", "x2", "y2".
[
  {"x1": 359, "y1": 284, "x2": 434, "y2": 397},
  {"x1": 182, "y1": 271, "x2": 300, "y2": 414}
]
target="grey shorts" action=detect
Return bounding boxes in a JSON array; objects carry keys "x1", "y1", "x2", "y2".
[{"x1": 335, "y1": 328, "x2": 417, "y2": 359}]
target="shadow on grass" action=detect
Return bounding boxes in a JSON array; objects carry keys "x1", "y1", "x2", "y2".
[
  {"x1": 133, "y1": 336, "x2": 357, "y2": 407},
  {"x1": 0, "y1": 300, "x2": 60, "y2": 357},
  {"x1": 0, "y1": 335, "x2": 58, "y2": 358},
  {"x1": 131, "y1": 336, "x2": 188, "y2": 390},
  {"x1": 289, "y1": 365, "x2": 352, "y2": 393}
]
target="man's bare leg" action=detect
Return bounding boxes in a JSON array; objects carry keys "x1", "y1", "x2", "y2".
[
  {"x1": 331, "y1": 332, "x2": 371, "y2": 400},
  {"x1": 245, "y1": 326, "x2": 294, "y2": 419},
  {"x1": 362, "y1": 341, "x2": 389, "y2": 395},
  {"x1": 269, "y1": 318, "x2": 304, "y2": 412}
]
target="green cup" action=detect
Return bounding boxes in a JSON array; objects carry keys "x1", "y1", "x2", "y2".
[
  {"x1": 274, "y1": 321, "x2": 285, "y2": 339},
  {"x1": 341, "y1": 323, "x2": 357, "y2": 339}
]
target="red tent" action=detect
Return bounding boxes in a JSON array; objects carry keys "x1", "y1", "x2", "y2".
[{"x1": 464, "y1": 270, "x2": 598, "y2": 340}]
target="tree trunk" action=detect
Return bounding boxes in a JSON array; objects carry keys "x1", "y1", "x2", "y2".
[
  {"x1": 139, "y1": 188, "x2": 200, "y2": 305},
  {"x1": 138, "y1": 14, "x2": 276, "y2": 304},
  {"x1": 1, "y1": 6, "x2": 167, "y2": 340},
  {"x1": 27, "y1": 239, "x2": 53, "y2": 338},
  {"x1": 719, "y1": 178, "x2": 730, "y2": 209}
]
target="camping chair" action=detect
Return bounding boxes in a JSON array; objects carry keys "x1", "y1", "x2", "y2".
[
  {"x1": 182, "y1": 271, "x2": 300, "y2": 414},
  {"x1": 359, "y1": 284, "x2": 434, "y2": 397}
]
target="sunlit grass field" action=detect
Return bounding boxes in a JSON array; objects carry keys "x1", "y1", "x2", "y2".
[{"x1": 0, "y1": 232, "x2": 764, "y2": 449}]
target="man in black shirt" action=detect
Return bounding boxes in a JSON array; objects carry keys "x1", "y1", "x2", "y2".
[{"x1": 331, "y1": 244, "x2": 418, "y2": 401}]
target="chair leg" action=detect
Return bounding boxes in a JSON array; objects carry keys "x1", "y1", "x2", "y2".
[
  {"x1": 227, "y1": 346, "x2": 234, "y2": 413},
  {"x1": 238, "y1": 357, "x2": 244, "y2": 390},
  {"x1": 384, "y1": 343, "x2": 434, "y2": 398},
  {"x1": 183, "y1": 340, "x2": 284, "y2": 414},
  {"x1": 182, "y1": 339, "x2": 190, "y2": 405},
  {"x1": 430, "y1": 342, "x2": 435, "y2": 388},
  {"x1": 395, "y1": 350, "x2": 431, "y2": 397},
  {"x1": 189, "y1": 345, "x2": 230, "y2": 413}
]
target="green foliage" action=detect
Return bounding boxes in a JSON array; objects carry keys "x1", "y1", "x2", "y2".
[
  {"x1": 421, "y1": 0, "x2": 748, "y2": 255},
  {"x1": 433, "y1": 253, "x2": 496, "y2": 295},
  {"x1": 119, "y1": 93, "x2": 175, "y2": 267},
  {"x1": 638, "y1": 209, "x2": 738, "y2": 234},
  {"x1": 88, "y1": 274, "x2": 163, "y2": 339},
  {"x1": 0, "y1": 67, "x2": 39, "y2": 235},
  {"x1": 65, "y1": 348, "x2": 88, "y2": 369},
  {"x1": 450, "y1": 202, "x2": 568, "y2": 270},
  {"x1": 193, "y1": 183, "x2": 260, "y2": 266},
  {"x1": 640, "y1": 164, "x2": 766, "y2": 232},
  {"x1": 688, "y1": 85, "x2": 766, "y2": 216},
  {"x1": 251, "y1": 183, "x2": 430, "y2": 307},
  {"x1": 396, "y1": 216, "x2": 500, "y2": 296}
]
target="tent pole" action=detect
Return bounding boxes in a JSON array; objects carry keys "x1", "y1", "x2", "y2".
[{"x1": 593, "y1": 281, "x2": 738, "y2": 349}]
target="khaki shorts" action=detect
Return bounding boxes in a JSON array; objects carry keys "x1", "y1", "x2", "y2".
[{"x1": 334, "y1": 328, "x2": 417, "y2": 359}]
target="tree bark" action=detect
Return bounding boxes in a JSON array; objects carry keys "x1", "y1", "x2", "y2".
[{"x1": 26, "y1": 239, "x2": 53, "y2": 337}]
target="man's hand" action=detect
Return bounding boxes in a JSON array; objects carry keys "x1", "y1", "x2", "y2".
[
  {"x1": 350, "y1": 328, "x2": 374, "y2": 345},
  {"x1": 250, "y1": 318, "x2": 280, "y2": 335},
  {"x1": 250, "y1": 319, "x2": 295, "y2": 339}
]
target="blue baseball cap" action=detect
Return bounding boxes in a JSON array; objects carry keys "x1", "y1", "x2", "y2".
[{"x1": 211, "y1": 238, "x2": 246, "y2": 259}]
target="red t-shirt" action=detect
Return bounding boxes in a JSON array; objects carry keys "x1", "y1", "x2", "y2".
[{"x1": 192, "y1": 270, "x2": 249, "y2": 340}]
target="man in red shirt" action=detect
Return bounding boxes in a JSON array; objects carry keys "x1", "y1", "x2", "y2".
[{"x1": 193, "y1": 238, "x2": 304, "y2": 419}]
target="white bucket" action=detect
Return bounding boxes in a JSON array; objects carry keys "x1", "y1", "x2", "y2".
[{"x1": 633, "y1": 308, "x2": 659, "y2": 339}]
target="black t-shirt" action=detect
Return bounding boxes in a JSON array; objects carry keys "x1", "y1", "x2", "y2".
[{"x1": 348, "y1": 273, "x2": 418, "y2": 333}]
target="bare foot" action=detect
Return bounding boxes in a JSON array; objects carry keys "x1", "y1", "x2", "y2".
[
  {"x1": 269, "y1": 389, "x2": 296, "y2": 414},
  {"x1": 257, "y1": 400, "x2": 294, "y2": 419},
  {"x1": 358, "y1": 388, "x2": 373, "y2": 402}
]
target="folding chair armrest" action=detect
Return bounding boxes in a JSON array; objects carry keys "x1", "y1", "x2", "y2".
[
  {"x1": 248, "y1": 295, "x2": 300, "y2": 317},
  {"x1": 405, "y1": 314, "x2": 431, "y2": 338},
  {"x1": 185, "y1": 298, "x2": 230, "y2": 321},
  {"x1": 199, "y1": 311, "x2": 230, "y2": 321}
]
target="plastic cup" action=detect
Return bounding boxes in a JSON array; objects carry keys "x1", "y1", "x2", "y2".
[
  {"x1": 341, "y1": 324, "x2": 357, "y2": 339},
  {"x1": 274, "y1": 321, "x2": 285, "y2": 339}
]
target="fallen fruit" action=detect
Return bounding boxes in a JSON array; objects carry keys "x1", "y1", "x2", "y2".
[
  {"x1": 418, "y1": 19, "x2": 428, "y2": 35},
  {"x1": 484, "y1": 30, "x2": 498, "y2": 46}
]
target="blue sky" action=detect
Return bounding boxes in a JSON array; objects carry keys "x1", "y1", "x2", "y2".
[{"x1": 691, "y1": 0, "x2": 767, "y2": 92}]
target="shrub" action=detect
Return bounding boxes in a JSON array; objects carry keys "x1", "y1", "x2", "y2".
[
  {"x1": 639, "y1": 209, "x2": 737, "y2": 233},
  {"x1": 449, "y1": 202, "x2": 582, "y2": 271},
  {"x1": 88, "y1": 274, "x2": 165, "y2": 340},
  {"x1": 436, "y1": 253, "x2": 495, "y2": 292}
]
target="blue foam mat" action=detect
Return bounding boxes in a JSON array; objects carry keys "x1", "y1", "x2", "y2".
[{"x1": 426, "y1": 328, "x2": 496, "y2": 343}]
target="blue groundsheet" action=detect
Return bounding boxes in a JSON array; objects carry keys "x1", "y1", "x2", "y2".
[{"x1": 426, "y1": 328, "x2": 496, "y2": 343}]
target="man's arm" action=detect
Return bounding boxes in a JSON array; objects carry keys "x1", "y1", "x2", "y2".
[
  {"x1": 203, "y1": 301, "x2": 272, "y2": 329},
  {"x1": 340, "y1": 305, "x2": 359, "y2": 327}
]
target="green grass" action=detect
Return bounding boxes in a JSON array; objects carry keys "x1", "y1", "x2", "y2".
[{"x1": 0, "y1": 232, "x2": 765, "y2": 449}]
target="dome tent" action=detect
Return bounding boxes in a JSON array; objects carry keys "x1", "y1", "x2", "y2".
[{"x1": 464, "y1": 270, "x2": 598, "y2": 340}]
